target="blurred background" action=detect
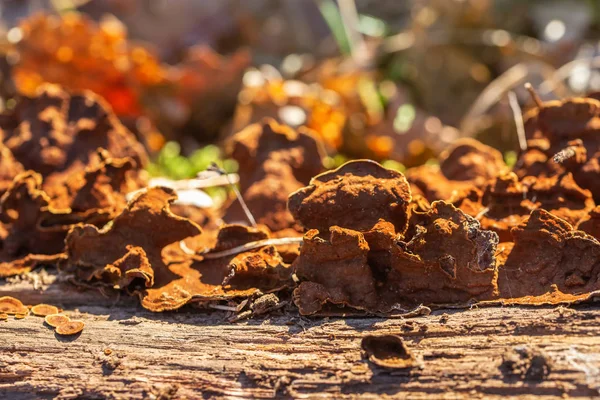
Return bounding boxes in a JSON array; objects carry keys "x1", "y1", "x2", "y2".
[{"x1": 0, "y1": 0, "x2": 599, "y2": 178}]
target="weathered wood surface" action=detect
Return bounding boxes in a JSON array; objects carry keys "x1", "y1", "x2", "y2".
[{"x1": 1, "y1": 271, "x2": 600, "y2": 399}]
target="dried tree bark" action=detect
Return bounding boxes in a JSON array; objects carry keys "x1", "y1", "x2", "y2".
[{"x1": 1, "y1": 270, "x2": 600, "y2": 399}]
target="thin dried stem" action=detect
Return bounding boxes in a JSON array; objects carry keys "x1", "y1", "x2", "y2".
[
  {"x1": 151, "y1": 174, "x2": 239, "y2": 190},
  {"x1": 208, "y1": 163, "x2": 257, "y2": 228},
  {"x1": 201, "y1": 237, "x2": 304, "y2": 259},
  {"x1": 539, "y1": 55, "x2": 600, "y2": 95},
  {"x1": 507, "y1": 91, "x2": 527, "y2": 151},
  {"x1": 208, "y1": 304, "x2": 239, "y2": 312},
  {"x1": 475, "y1": 207, "x2": 490, "y2": 220},
  {"x1": 125, "y1": 174, "x2": 239, "y2": 203},
  {"x1": 383, "y1": 28, "x2": 546, "y2": 57},
  {"x1": 525, "y1": 82, "x2": 543, "y2": 108}
]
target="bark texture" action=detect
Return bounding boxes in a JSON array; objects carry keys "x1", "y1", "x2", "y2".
[{"x1": 1, "y1": 270, "x2": 600, "y2": 399}]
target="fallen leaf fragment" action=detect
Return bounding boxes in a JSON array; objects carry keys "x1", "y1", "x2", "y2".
[
  {"x1": 31, "y1": 304, "x2": 60, "y2": 317},
  {"x1": 44, "y1": 314, "x2": 70, "y2": 328},
  {"x1": 361, "y1": 334, "x2": 417, "y2": 369},
  {"x1": 55, "y1": 320, "x2": 85, "y2": 336}
]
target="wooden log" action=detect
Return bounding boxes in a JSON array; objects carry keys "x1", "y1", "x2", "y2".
[{"x1": 1, "y1": 270, "x2": 600, "y2": 399}]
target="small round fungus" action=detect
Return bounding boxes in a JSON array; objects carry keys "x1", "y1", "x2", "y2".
[
  {"x1": 31, "y1": 304, "x2": 59, "y2": 317},
  {"x1": 0, "y1": 296, "x2": 28, "y2": 315},
  {"x1": 44, "y1": 314, "x2": 70, "y2": 328},
  {"x1": 14, "y1": 313, "x2": 28, "y2": 319},
  {"x1": 0, "y1": 313, "x2": 8, "y2": 321},
  {"x1": 55, "y1": 320, "x2": 85, "y2": 336}
]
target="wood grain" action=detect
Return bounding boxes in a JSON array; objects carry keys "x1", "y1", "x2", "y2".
[{"x1": 1, "y1": 270, "x2": 600, "y2": 399}]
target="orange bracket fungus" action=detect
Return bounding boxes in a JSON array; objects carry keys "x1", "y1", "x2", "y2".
[
  {"x1": 64, "y1": 186, "x2": 291, "y2": 312},
  {"x1": 288, "y1": 159, "x2": 412, "y2": 233},
  {"x1": 452, "y1": 171, "x2": 594, "y2": 242},
  {"x1": 64, "y1": 187, "x2": 201, "y2": 290},
  {"x1": 55, "y1": 320, "x2": 85, "y2": 336},
  {"x1": 291, "y1": 161, "x2": 500, "y2": 315},
  {"x1": 406, "y1": 138, "x2": 506, "y2": 202},
  {"x1": 497, "y1": 209, "x2": 600, "y2": 301},
  {"x1": 0, "y1": 296, "x2": 29, "y2": 315},
  {"x1": 31, "y1": 304, "x2": 60, "y2": 317},
  {"x1": 44, "y1": 314, "x2": 70, "y2": 328}
]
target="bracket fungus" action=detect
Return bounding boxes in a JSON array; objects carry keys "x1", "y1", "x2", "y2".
[
  {"x1": 523, "y1": 95, "x2": 600, "y2": 201},
  {"x1": 0, "y1": 84, "x2": 149, "y2": 278},
  {"x1": 0, "y1": 150, "x2": 140, "y2": 277},
  {"x1": 452, "y1": 171, "x2": 594, "y2": 242},
  {"x1": 291, "y1": 163, "x2": 500, "y2": 315},
  {"x1": 0, "y1": 296, "x2": 29, "y2": 315},
  {"x1": 225, "y1": 118, "x2": 325, "y2": 232},
  {"x1": 64, "y1": 186, "x2": 202, "y2": 290},
  {"x1": 55, "y1": 320, "x2": 85, "y2": 336},
  {"x1": 0, "y1": 84, "x2": 147, "y2": 182},
  {"x1": 31, "y1": 304, "x2": 60, "y2": 317},
  {"x1": 141, "y1": 224, "x2": 291, "y2": 312},
  {"x1": 64, "y1": 186, "x2": 291, "y2": 312},
  {"x1": 406, "y1": 138, "x2": 506, "y2": 201},
  {"x1": 578, "y1": 205, "x2": 600, "y2": 240},
  {"x1": 44, "y1": 314, "x2": 70, "y2": 328},
  {"x1": 288, "y1": 160, "x2": 412, "y2": 234},
  {"x1": 497, "y1": 209, "x2": 600, "y2": 300}
]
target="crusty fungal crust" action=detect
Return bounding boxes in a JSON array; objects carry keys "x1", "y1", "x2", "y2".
[{"x1": 288, "y1": 159, "x2": 412, "y2": 234}]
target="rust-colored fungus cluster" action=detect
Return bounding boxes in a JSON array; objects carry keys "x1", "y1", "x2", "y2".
[
  {"x1": 289, "y1": 151, "x2": 600, "y2": 314},
  {"x1": 0, "y1": 84, "x2": 147, "y2": 278},
  {"x1": 55, "y1": 320, "x2": 85, "y2": 336},
  {"x1": 224, "y1": 118, "x2": 325, "y2": 233},
  {"x1": 31, "y1": 304, "x2": 59, "y2": 317},
  {"x1": 63, "y1": 186, "x2": 291, "y2": 312},
  {"x1": 290, "y1": 160, "x2": 499, "y2": 314},
  {"x1": 406, "y1": 138, "x2": 506, "y2": 201},
  {"x1": 2, "y1": 71, "x2": 600, "y2": 318}
]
